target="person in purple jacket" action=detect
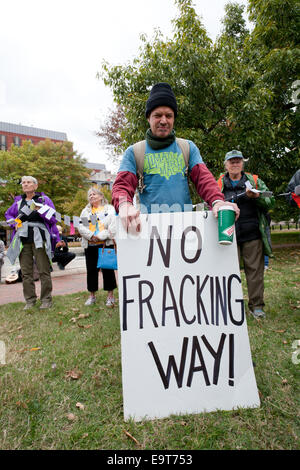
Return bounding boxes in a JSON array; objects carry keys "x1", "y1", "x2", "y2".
[{"x1": 5, "y1": 176, "x2": 62, "y2": 310}]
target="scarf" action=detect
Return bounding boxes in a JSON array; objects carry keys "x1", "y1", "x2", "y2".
[{"x1": 145, "y1": 128, "x2": 176, "y2": 150}]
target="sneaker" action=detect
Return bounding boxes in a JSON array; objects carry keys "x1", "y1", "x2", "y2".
[
  {"x1": 24, "y1": 302, "x2": 36, "y2": 310},
  {"x1": 40, "y1": 301, "x2": 52, "y2": 310},
  {"x1": 58, "y1": 263, "x2": 65, "y2": 270},
  {"x1": 85, "y1": 296, "x2": 96, "y2": 306},
  {"x1": 106, "y1": 296, "x2": 115, "y2": 308},
  {"x1": 250, "y1": 308, "x2": 266, "y2": 318}
]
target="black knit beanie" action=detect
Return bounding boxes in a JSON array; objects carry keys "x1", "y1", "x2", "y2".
[{"x1": 145, "y1": 83, "x2": 178, "y2": 118}]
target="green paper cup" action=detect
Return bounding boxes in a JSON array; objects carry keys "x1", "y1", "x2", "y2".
[{"x1": 218, "y1": 205, "x2": 236, "y2": 245}]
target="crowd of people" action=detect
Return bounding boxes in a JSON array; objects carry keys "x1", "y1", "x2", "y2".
[
  {"x1": 1, "y1": 83, "x2": 299, "y2": 318},
  {"x1": 2, "y1": 181, "x2": 117, "y2": 309}
]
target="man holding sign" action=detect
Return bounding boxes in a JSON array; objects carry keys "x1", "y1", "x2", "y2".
[
  {"x1": 112, "y1": 82, "x2": 239, "y2": 230},
  {"x1": 111, "y1": 84, "x2": 263, "y2": 422},
  {"x1": 5, "y1": 176, "x2": 61, "y2": 309}
]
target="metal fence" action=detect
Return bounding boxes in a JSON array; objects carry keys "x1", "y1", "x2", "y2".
[{"x1": 271, "y1": 222, "x2": 299, "y2": 230}]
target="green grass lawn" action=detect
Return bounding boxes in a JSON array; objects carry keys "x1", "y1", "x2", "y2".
[
  {"x1": 0, "y1": 247, "x2": 299, "y2": 450},
  {"x1": 271, "y1": 230, "x2": 300, "y2": 245}
]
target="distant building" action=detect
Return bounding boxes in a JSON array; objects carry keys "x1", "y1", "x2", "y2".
[
  {"x1": 0, "y1": 121, "x2": 68, "y2": 150},
  {"x1": 85, "y1": 162, "x2": 116, "y2": 189}
]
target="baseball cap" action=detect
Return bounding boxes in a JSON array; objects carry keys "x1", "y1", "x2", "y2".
[{"x1": 225, "y1": 150, "x2": 244, "y2": 161}]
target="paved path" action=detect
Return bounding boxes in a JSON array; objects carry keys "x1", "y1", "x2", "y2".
[
  {"x1": 0, "y1": 247, "x2": 99, "y2": 306},
  {"x1": 0, "y1": 272, "x2": 93, "y2": 306}
]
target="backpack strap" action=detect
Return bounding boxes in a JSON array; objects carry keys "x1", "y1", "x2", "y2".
[
  {"x1": 176, "y1": 138, "x2": 190, "y2": 176},
  {"x1": 133, "y1": 138, "x2": 190, "y2": 193},
  {"x1": 133, "y1": 140, "x2": 146, "y2": 193}
]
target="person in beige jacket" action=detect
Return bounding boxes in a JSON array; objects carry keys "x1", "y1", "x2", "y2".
[{"x1": 78, "y1": 187, "x2": 117, "y2": 307}]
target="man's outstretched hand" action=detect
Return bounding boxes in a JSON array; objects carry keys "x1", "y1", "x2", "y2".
[{"x1": 119, "y1": 202, "x2": 141, "y2": 234}]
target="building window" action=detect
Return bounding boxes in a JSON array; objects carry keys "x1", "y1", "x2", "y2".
[
  {"x1": 0, "y1": 135, "x2": 6, "y2": 151},
  {"x1": 13, "y1": 136, "x2": 21, "y2": 147}
]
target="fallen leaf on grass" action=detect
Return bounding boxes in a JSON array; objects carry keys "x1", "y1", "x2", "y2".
[
  {"x1": 77, "y1": 323, "x2": 92, "y2": 329},
  {"x1": 67, "y1": 413, "x2": 77, "y2": 421},
  {"x1": 123, "y1": 429, "x2": 141, "y2": 447},
  {"x1": 65, "y1": 368, "x2": 82, "y2": 380},
  {"x1": 76, "y1": 402, "x2": 85, "y2": 410},
  {"x1": 282, "y1": 379, "x2": 288, "y2": 386},
  {"x1": 70, "y1": 313, "x2": 90, "y2": 323},
  {"x1": 78, "y1": 313, "x2": 90, "y2": 319},
  {"x1": 275, "y1": 330, "x2": 286, "y2": 333},
  {"x1": 30, "y1": 347, "x2": 41, "y2": 352},
  {"x1": 16, "y1": 401, "x2": 28, "y2": 409},
  {"x1": 8, "y1": 325, "x2": 23, "y2": 333},
  {"x1": 102, "y1": 344, "x2": 112, "y2": 348}
]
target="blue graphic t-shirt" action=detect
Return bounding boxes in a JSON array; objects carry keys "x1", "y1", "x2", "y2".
[{"x1": 118, "y1": 140, "x2": 203, "y2": 213}]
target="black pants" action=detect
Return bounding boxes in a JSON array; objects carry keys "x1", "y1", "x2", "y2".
[{"x1": 85, "y1": 245, "x2": 117, "y2": 293}]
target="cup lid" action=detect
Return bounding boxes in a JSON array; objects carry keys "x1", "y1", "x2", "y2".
[{"x1": 218, "y1": 205, "x2": 235, "y2": 211}]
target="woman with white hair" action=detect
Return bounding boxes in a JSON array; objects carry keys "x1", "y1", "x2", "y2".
[
  {"x1": 5, "y1": 175, "x2": 61, "y2": 309},
  {"x1": 78, "y1": 187, "x2": 117, "y2": 307}
]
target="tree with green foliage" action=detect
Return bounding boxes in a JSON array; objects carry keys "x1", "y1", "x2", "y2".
[
  {"x1": 0, "y1": 139, "x2": 91, "y2": 219},
  {"x1": 62, "y1": 185, "x2": 112, "y2": 218},
  {"x1": 221, "y1": 1, "x2": 249, "y2": 45},
  {"x1": 246, "y1": 0, "x2": 300, "y2": 221},
  {"x1": 98, "y1": 0, "x2": 299, "y2": 220},
  {"x1": 61, "y1": 189, "x2": 89, "y2": 222}
]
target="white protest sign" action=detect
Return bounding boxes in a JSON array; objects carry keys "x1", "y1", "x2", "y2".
[
  {"x1": 37, "y1": 204, "x2": 51, "y2": 215},
  {"x1": 73, "y1": 216, "x2": 80, "y2": 228},
  {"x1": 116, "y1": 211, "x2": 260, "y2": 421},
  {"x1": 64, "y1": 215, "x2": 70, "y2": 226},
  {"x1": 245, "y1": 181, "x2": 272, "y2": 198},
  {"x1": 45, "y1": 207, "x2": 56, "y2": 220},
  {"x1": 20, "y1": 205, "x2": 33, "y2": 216}
]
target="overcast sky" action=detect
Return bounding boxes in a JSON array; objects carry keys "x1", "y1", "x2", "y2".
[{"x1": 0, "y1": 0, "x2": 249, "y2": 171}]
